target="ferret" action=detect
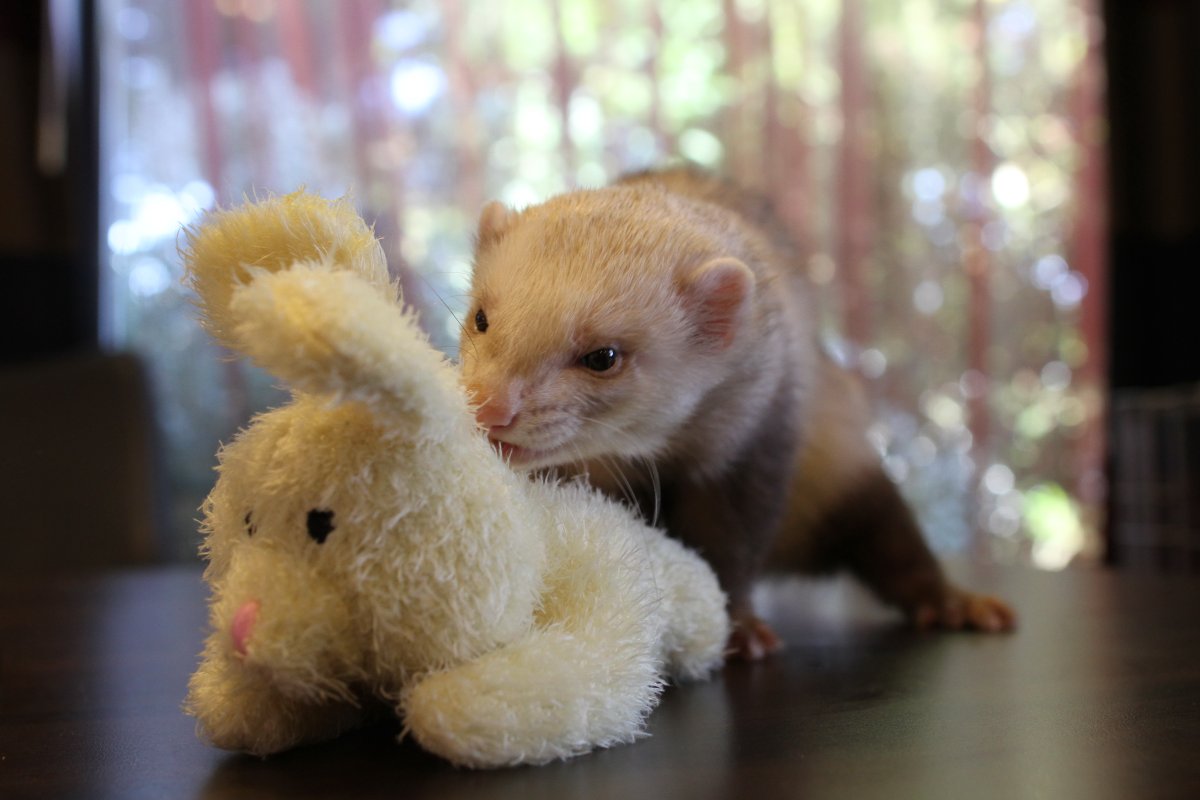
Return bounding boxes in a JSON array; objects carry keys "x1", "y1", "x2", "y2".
[{"x1": 458, "y1": 166, "x2": 1015, "y2": 658}]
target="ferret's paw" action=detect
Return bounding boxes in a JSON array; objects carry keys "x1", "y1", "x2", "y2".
[
  {"x1": 912, "y1": 587, "x2": 1016, "y2": 633},
  {"x1": 725, "y1": 614, "x2": 783, "y2": 661}
]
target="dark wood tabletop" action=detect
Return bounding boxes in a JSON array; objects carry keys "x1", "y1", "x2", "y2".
[{"x1": 2, "y1": 562, "x2": 1198, "y2": 800}]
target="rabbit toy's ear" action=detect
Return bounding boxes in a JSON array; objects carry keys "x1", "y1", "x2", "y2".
[
  {"x1": 182, "y1": 191, "x2": 393, "y2": 353},
  {"x1": 182, "y1": 191, "x2": 472, "y2": 441},
  {"x1": 227, "y1": 265, "x2": 470, "y2": 441}
]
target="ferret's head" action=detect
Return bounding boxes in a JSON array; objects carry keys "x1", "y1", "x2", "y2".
[{"x1": 458, "y1": 185, "x2": 756, "y2": 470}]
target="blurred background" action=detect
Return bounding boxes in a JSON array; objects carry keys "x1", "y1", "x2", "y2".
[{"x1": 1, "y1": 0, "x2": 1195, "y2": 573}]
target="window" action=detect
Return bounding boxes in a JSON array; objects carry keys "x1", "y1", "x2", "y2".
[{"x1": 100, "y1": 0, "x2": 1106, "y2": 567}]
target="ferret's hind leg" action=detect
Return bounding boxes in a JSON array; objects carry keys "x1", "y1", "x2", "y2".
[{"x1": 816, "y1": 465, "x2": 1017, "y2": 633}]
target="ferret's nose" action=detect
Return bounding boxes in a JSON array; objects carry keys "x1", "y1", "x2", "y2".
[
  {"x1": 466, "y1": 381, "x2": 521, "y2": 430},
  {"x1": 475, "y1": 399, "x2": 517, "y2": 430}
]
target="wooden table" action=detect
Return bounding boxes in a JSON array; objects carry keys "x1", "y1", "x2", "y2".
[{"x1": 2, "y1": 563, "x2": 1198, "y2": 799}]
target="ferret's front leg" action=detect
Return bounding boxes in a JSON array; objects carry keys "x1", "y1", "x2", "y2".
[
  {"x1": 663, "y1": 464, "x2": 792, "y2": 661},
  {"x1": 402, "y1": 627, "x2": 663, "y2": 768}
]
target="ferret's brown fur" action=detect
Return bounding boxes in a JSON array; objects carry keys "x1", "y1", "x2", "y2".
[{"x1": 459, "y1": 167, "x2": 1014, "y2": 658}]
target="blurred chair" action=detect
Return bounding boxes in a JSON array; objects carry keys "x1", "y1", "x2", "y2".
[
  {"x1": 0, "y1": 351, "x2": 161, "y2": 572},
  {"x1": 1108, "y1": 384, "x2": 1200, "y2": 572}
]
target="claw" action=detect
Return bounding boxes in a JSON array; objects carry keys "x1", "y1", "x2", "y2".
[
  {"x1": 911, "y1": 589, "x2": 1016, "y2": 633},
  {"x1": 726, "y1": 614, "x2": 783, "y2": 660}
]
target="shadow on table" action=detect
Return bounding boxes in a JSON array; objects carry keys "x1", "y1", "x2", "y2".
[{"x1": 195, "y1": 578, "x2": 957, "y2": 800}]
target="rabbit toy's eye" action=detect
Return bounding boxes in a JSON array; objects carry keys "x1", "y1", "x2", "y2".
[{"x1": 307, "y1": 509, "x2": 336, "y2": 544}]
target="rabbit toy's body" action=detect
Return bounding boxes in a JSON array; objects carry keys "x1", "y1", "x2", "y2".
[{"x1": 182, "y1": 193, "x2": 727, "y2": 768}]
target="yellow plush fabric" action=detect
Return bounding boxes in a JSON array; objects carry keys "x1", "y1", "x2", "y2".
[{"x1": 181, "y1": 192, "x2": 728, "y2": 768}]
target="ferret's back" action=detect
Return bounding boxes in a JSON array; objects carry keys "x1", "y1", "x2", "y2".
[{"x1": 617, "y1": 167, "x2": 802, "y2": 268}]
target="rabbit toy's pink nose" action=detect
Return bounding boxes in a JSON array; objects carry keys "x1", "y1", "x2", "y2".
[{"x1": 231, "y1": 599, "x2": 260, "y2": 657}]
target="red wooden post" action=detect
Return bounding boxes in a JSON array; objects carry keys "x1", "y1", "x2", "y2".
[
  {"x1": 276, "y1": 0, "x2": 316, "y2": 96},
  {"x1": 183, "y1": 0, "x2": 224, "y2": 203},
  {"x1": 721, "y1": 0, "x2": 754, "y2": 182},
  {"x1": 836, "y1": 0, "x2": 871, "y2": 347},
  {"x1": 965, "y1": 0, "x2": 994, "y2": 466},
  {"x1": 761, "y1": 11, "x2": 782, "y2": 206},
  {"x1": 334, "y1": 0, "x2": 381, "y2": 196},
  {"x1": 646, "y1": 5, "x2": 665, "y2": 157},
  {"x1": 964, "y1": 0, "x2": 996, "y2": 560},
  {"x1": 549, "y1": 0, "x2": 576, "y2": 178},
  {"x1": 443, "y1": 0, "x2": 485, "y2": 214}
]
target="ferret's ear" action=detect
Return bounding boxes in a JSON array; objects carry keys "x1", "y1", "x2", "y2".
[
  {"x1": 477, "y1": 201, "x2": 516, "y2": 249},
  {"x1": 681, "y1": 257, "x2": 755, "y2": 351}
]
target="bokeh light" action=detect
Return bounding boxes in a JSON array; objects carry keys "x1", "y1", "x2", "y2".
[{"x1": 99, "y1": 0, "x2": 1107, "y2": 566}]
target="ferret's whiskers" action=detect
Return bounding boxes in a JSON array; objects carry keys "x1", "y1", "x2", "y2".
[
  {"x1": 577, "y1": 415, "x2": 662, "y2": 524},
  {"x1": 464, "y1": 386, "x2": 497, "y2": 430},
  {"x1": 641, "y1": 455, "x2": 662, "y2": 528},
  {"x1": 410, "y1": 271, "x2": 479, "y2": 360},
  {"x1": 599, "y1": 453, "x2": 640, "y2": 513}
]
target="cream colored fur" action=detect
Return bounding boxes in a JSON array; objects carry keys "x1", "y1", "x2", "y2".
[
  {"x1": 181, "y1": 192, "x2": 728, "y2": 768},
  {"x1": 461, "y1": 180, "x2": 814, "y2": 481}
]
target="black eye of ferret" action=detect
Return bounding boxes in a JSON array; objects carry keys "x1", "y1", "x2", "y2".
[
  {"x1": 474, "y1": 309, "x2": 488, "y2": 333},
  {"x1": 307, "y1": 509, "x2": 335, "y2": 544},
  {"x1": 580, "y1": 347, "x2": 618, "y2": 372}
]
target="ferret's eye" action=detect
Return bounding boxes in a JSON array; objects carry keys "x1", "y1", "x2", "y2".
[
  {"x1": 474, "y1": 309, "x2": 488, "y2": 333},
  {"x1": 580, "y1": 347, "x2": 618, "y2": 372}
]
